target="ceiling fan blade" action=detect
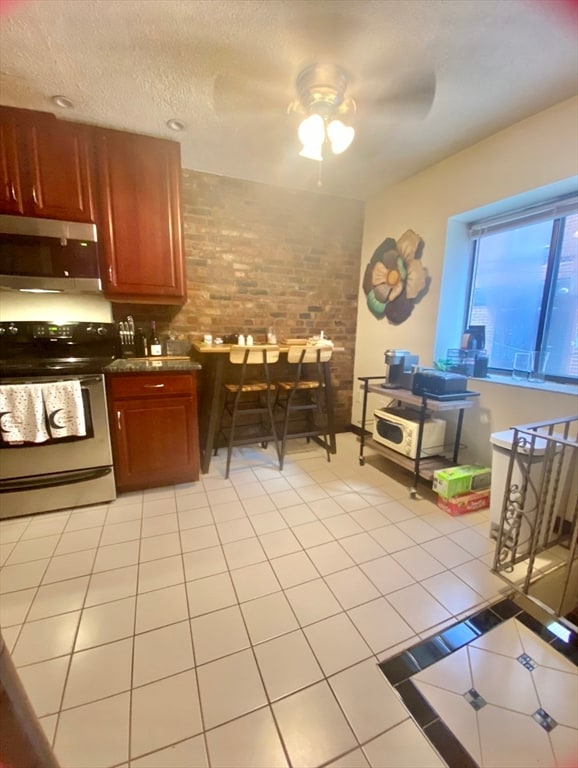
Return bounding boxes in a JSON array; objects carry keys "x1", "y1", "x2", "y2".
[
  {"x1": 368, "y1": 70, "x2": 437, "y2": 120},
  {"x1": 212, "y1": 69, "x2": 291, "y2": 120},
  {"x1": 283, "y1": 3, "x2": 371, "y2": 72}
]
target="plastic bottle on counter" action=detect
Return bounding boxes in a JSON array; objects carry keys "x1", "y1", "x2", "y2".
[
  {"x1": 246, "y1": 334, "x2": 254, "y2": 346},
  {"x1": 238, "y1": 334, "x2": 245, "y2": 346},
  {"x1": 149, "y1": 321, "x2": 162, "y2": 356}
]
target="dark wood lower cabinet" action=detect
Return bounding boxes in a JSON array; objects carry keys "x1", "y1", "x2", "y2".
[{"x1": 107, "y1": 372, "x2": 200, "y2": 493}]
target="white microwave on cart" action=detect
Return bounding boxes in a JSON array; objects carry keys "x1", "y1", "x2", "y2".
[{"x1": 372, "y1": 406, "x2": 446, "y2": 459}]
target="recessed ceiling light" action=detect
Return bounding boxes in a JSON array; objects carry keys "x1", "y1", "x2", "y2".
[
  {"x1": 166, "y1": 119, "x2": 185, "y2": 132},
  {"x1": 51, "y1": 95, "x2": 74, "y2": 109}
]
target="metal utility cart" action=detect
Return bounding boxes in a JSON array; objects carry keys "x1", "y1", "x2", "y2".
[{"x1": 358, "y1": 376, "x2": 479, "y2": 495}]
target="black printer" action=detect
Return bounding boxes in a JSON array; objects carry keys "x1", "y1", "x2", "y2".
[{"x1": 412, "y1": 369, "x2": 468, "y2": 397}]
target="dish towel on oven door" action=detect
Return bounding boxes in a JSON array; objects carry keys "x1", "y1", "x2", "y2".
[
  {"x1": 41, "y1": 380, "x2": 87, "y2": 438},
  {"x1": 0, "y1": 384, "x2": 50, "y2": 443}
]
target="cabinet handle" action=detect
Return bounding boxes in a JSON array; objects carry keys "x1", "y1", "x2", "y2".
[
  {"x1": 32, "y1": 186, "x2": 38, "y2": 205},
  {"x1": 108, "y1": 265, "x2": 114, "y2": 282},
  {"x1": 143, "y1": 383, "x2": 165, "y2": 388},
  {"x1": 10, "y1": 183, "x2": 17, "y2": 201},
  {"x1": 116, "y1": 411, "x2": 122, "y2": 430}
]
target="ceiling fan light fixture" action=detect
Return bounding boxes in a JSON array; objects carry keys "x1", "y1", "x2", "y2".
[
  {"x1": 299, "y1": 143, "x2": 324, "y2": 162},
  {"x1": 327, "y1": 119, "x2": 355, "y2": 154},
  {"x1": 292, "y1": 65, "x2": 357, "y2": 161},
  {"x1": 298, "y1": 114, "x2": 325, "y2": 146}
]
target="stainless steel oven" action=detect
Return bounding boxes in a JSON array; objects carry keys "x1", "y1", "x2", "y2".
[{"x1": 0, "y1": 321, "x2": 117, "y2": 519}]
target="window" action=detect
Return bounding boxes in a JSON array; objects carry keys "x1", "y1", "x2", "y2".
[{"x1": 467, "y1": 196, "x2": 578, "y2": 383}]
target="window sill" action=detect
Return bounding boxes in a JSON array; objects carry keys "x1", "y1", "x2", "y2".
[{"x1": 472, "y1": 374, "x2": 578, "y2": 397}]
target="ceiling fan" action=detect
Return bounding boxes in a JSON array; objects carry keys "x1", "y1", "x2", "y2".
[
  {"x1": 287, "y1": 63, "x2": 357, "y2": 161},
  {"x1": 212, "y1": 59, "x2": 436, "y2": 162}
]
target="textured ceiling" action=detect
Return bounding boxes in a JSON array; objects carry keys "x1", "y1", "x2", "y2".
[{"x1": 0, "y1": 0, "x2": 577, "y2": 200}]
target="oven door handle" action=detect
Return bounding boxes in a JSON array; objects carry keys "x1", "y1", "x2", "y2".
[
  {"x1": 0, "y1": 466, "x2": 113, "y2": 493},
  {"x1": 5, "y1": 374, "x2": 104, "y2": 385}
]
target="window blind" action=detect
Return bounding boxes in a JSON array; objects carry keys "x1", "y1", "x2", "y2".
[{"x1": 469, "y1": 193, "x2": 578, "y2": 238}]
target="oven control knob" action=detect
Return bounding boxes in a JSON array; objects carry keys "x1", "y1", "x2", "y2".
[
  {"x1": 0, "y1": 327, "x2": 5, "y2": 335},
  {"x1": 96, "y1": 326, "x2": 108, "y2": 336},
  {"x1": 7, "y1": 324, "x2": 18, "y2": 335},
  {"x1": 86, "y1": 325, "x2": 96, "y2": 335}
]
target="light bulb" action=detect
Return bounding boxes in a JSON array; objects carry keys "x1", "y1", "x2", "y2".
[
  {"x1": 299, "y1": 144, "x2": 323, "y2": 162},
  {"x1": 298, "y1": 114, "x2": 325, "y2": 146},
  {"x1": 327, "y1": 119, "x2": 355, "y2": 154}
]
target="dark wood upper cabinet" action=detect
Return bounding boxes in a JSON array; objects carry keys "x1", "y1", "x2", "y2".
[
  {"x1": 0, "y1": 114, "x2": 24, "y2": 215},
  {"x1": 0, "y1": 107, "x2": 94, "y2": 222},
  {"x1": 95, "y1": 128, "x2": 186, "y2": 304},
  {"x1": 0, "y1": 108, "x2": 186, "y2": 305}
]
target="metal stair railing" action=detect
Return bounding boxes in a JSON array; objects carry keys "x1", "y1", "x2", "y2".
[{"x1": 492, "y1": 415, "x2": 578, "y2": 620}]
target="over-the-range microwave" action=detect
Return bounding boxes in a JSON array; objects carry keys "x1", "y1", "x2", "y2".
[
  {"x1": 372, "y1": 407, "x2": 446, "y2": 459},
  {"x1": 0, "y1": 215, "x2": 101, "y2": 293}
]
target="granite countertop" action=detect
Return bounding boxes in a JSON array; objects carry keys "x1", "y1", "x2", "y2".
[{"x1": 106, "y1": 357, "x2": 202, "y2": 373}]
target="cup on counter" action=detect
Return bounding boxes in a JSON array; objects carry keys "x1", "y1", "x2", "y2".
[
  {"x1": 512, "y1": 352, "x2": 532, "y2": 381},
  {"x1": 203, "y1": 334, "x2": 213, "y2": 345},
  {"x1": 529, "y1": 350, "x2": 550, "y2": 383}
]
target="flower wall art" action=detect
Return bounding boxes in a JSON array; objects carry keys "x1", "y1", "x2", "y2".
[{"x1": 362, "y1": 229, "x2": 431, "y2": 324}]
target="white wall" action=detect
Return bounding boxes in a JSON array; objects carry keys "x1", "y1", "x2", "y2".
[{"x1": 353, "y1": 96, "x2": 578, "y2": 466}]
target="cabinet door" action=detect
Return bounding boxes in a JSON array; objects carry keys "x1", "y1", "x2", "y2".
[
  {"x1": 0, "y1": 107, "x2": 94, "y2": 221},
  {"x1": 96, "y1": 129, "x2": 185, "y2": 304},
  {"x1": 25, "y1": 115, "x2": 94, "y2": 222},
  {"x1": 113, "y1": 396, "x2": 199, "y2": 492},
  {"x1": 0, "y1": 110, "x2": 24, "y2": 214}
]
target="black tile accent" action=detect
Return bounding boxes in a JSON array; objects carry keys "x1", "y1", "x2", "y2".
[
  {"x1": 516, "y1": 611, "x2": 558, "y2": 643},
  {"x1": 378, "y1": 652, "x2": 420, "y2": 685},
  {"x1": 491, "y1": 597, "x2": 522, "y2": 620},
  {"x1": 396, "y1": 680, "x2": 438, "y2": 728},
  {"x1": 467, "y1": 606, "x2": 506, "y2": 634},
  {"x1": 464, "y1": 688, "x2": 487, "y2": 710},
  {"x1": 517, "y1": 652, "x2": 537, "y2": 671},
  {"x1": 551, "y1": 637, "x2": 578, "y2": 665},
  {"x1": 440, "y1": 620, "x2": 481, "y2": 651},
  {"x1": 532, "y1": 708, "x2": 558, "y2": 732},
  {"x1": 406, "y1": 635, "x2": 452, "y2": 670},
  {"x1": 424, "y1": 718, "x2": 480, "y2": 768}
]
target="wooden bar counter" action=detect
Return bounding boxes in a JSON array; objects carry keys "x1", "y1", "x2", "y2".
[{"x1": 191, "y1": 341, "x2": 340, "y2": 474}]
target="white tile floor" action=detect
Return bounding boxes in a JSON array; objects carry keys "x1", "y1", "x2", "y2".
[{"x1": 0, "y1": 433, "x2": 575, "y2": 768}]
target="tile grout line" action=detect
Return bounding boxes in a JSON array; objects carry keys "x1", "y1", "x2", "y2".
[
  {"x1": 207, "y1": 474, "x2": 294, "y2": 768},
  {"x1": 201, "y1": 463, "x2": 407, "y2": 766},
  {"x1": 126, "y1": 491, "x2": 147, "y2": 767},
  {"x1": 176, "y1": 484, "x2": 211, "y2": 768},
  {"x1": 48, "y1": 505, "x2": 108, "y2": 751}
]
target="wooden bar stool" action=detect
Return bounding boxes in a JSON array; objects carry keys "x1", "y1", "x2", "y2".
[
  {"x1": 275, "y1": 345, "x2": 333, "y2": 470},
  {"x1": 215, "y1": 344, "x2": 281, "y2": 479}
]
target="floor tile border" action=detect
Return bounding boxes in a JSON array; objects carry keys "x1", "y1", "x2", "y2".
[{"x1": 378, "y1": 594, "x2": 578, "y2": 768}]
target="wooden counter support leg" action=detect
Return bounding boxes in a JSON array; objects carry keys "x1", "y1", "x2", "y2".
[
  {"x1": 201, "y1": 356, "x2": 225, "y2": 474},
  {"x1": 323, "y1": 360, "x2": 337, "y2": 454}
]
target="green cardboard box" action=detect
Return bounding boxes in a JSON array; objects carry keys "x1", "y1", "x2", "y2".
[{"x1": 432, "y1": 465, "x2": 491, "y2": 498}]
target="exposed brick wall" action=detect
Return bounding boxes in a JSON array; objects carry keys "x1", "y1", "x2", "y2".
[
  {"x1": 182, "y1": 171, "x2": 364, "y2": 430},
  {"x1": 115, "y1": 169, "x2": 364, "y2": 429}
]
